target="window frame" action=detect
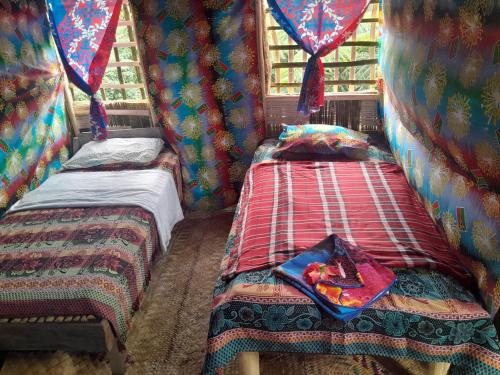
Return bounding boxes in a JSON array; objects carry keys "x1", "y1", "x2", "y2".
[
  {"x1": 259, "y1": 0, "x2": 382, "y2": 98},
  {"x1": 66, "y1": 0, "x2": 151, "y2": 123}
]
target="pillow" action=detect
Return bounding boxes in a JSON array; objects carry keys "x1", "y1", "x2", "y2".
[
  {"x1": 63, "y1": 137, "x2": 165, "y2": 170},
  {"x1": 273, "y1": 124, "x2": 370, "y2": 161}
]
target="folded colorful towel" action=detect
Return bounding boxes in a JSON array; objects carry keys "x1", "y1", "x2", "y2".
[{"x1": 274, "y1": 234, "x2": 397, "y2": 321}]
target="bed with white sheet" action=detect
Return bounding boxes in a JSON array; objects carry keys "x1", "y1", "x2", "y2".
[{"x1": 0, "y1": 128, "x2": 183, "y2": 374}]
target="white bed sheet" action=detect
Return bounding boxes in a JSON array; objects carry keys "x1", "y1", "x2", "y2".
[{"x1": 9, "y1": 169, "x2": 183, "y2": 252}]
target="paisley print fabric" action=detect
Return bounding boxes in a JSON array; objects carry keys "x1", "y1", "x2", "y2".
[
  {"x1": 131, "y1": 0, "x2": 265, "y2": 210},
  {"x1": 0, "y1": 0, "x2": 69, "y2": 217},
  {"x1": 381, "y1": 0, "x2": 499, "y2": 316},
  {"x1": 203, "y1": 267, "x2": 499, "y2": 374}
]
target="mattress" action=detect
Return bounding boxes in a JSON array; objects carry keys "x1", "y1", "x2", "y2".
[
  {"x1": 202, "y1": 142, "x2": 500, "y2": 375},
  {"x1": 61, "y1": 148, "x2": 184, "y2": 202}
]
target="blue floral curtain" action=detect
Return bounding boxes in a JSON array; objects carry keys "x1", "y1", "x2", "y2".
[
  {"x1": 131, "y1": 0, "x2": 265, "y2": 210},
  {"x1": 381, "y1": 0, "x2": 500, "y2": 315},
  {"x1": 268, "y1": 0, "x2": 370, "y2": 114},
  {"x1": 47, "y1": 0, "x2": 123, "y2": 139}
]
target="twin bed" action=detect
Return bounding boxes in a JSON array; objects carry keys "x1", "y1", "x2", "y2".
[
  {"x1": 0, "y1": 128, "x2": 183, "y2": 374},
  {"x1": 202, "y1": 137, "x2": 500, "y2": 374}
]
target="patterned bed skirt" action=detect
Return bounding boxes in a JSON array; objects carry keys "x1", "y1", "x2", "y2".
[{"x1": 202, "y1": 268, "x2": 500, "y2": 374}]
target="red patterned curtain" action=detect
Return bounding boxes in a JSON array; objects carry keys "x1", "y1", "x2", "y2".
[
  {"x1": 47, "y1": 0, "x2": 123, "y2": 139},
  {"x1": 267, "y1": 0, "x2": 371, "y2": 114}
]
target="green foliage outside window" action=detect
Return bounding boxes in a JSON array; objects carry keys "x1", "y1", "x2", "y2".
[{"x1": 267, "y1": 2, "x2": 381, "y2": 94}]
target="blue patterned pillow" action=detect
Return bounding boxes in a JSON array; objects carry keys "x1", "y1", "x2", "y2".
[{"x1": 273, "y1": 124, "x2": 370, "y2": 160}]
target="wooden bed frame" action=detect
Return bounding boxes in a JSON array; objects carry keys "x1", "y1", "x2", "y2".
[
  {"x1": 0, "y1": 316, "x2": 125, "y2": 374},
  {"x1": 0, "y1": 127, "x2": 165, "y2": 375},
  {"x1": 238, "y1": 352, "x2": 451, "y2": 375}
]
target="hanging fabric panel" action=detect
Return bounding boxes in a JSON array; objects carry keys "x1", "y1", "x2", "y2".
[
  {"x1": 0, "y1": 0, "x2": 69, "y2": 216},
  {"x1": 267, "y1": 0, "x2": 371, "y2": 114},
  {"x1": 381, "y1": 0, "x2": 500, "y2": 316},
  {"x1": 47, "y1": 0, "x2": 123, "y2": 139},
  {"x1": 131, "y1": 0, "x2": 265, "y2": 211}
]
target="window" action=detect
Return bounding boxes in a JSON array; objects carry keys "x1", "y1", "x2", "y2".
[
  {"x1": 263, "y1": 0, "x2": 382, "y2": 95},
  {"x1": 68, "y1": 0, "x2": 151, "y2": 130}
]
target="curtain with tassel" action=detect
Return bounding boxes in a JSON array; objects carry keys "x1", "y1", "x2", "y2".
[
  {"x1": 47, "y1": 0, "x2": 123, "y2": 140},
  {"x1": 267, "y1": 0, "x2": 371, "y2": 114}
]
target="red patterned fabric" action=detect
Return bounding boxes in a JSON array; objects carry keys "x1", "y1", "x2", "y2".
[
  {"x1": 0, "y1": 206, "x2": 160, "y2": 343},
  {"x1": 47, "y1": 0, "x2": 123, "y2": 139},
  {"x1": 221, "y1": 161, "x2": 470, "y2": 283},
  {"x1": 268, "y1": 0, "x2": 371, "y2": 114}
]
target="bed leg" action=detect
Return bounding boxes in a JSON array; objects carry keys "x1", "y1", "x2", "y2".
[
  {"x1": 238, "y1": 351, "x2": 260, "y2": 375},
  {"x1": 107, "y1": 339, "x2": 126, "y2": 375},
  {"x1": 100, "y1": 320, "x2": 126, "y2": 375},
  {"x1": 428, "y1": 362, "x2": 450, "y2": 375}
]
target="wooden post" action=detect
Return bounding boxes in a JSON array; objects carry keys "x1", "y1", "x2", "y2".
[
  {"x1": 256, "y1": 0, "x2": 268, "y2": 127},
  {"x1": 51, "y1": 26, "x2": 80, "y2": 137},
  {"x1": 62, "y1": 75, "x2": 79, "y2": 136},
  {"x1": 106, "y1": 339, "x2": 126, "y2": 374},
  {"x1": 101, "y1": 320, "x2": 126, "y2": 375},
  {"x1": 238, "y1": 352, "x2": 260, "y2": 375},
  {"x1": 428, "y1": 362, "x2": 451, "y2": 375},
  {"x1": 128, "y1": 0, "x2": 157, "y2": 128}
]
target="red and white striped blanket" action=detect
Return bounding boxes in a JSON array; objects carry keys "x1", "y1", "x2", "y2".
[{"x1": 221, "y1": 161, "x2": 468, "y2": 282}]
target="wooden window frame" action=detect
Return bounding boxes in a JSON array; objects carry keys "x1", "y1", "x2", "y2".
[
  {"x1": 258, "y1": 0, "x2": 381, "y2": 98},
  {"x1": 67, "y1": 0, "x2": 150, "y2": 119}
]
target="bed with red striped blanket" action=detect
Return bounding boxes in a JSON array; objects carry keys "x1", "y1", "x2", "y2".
[
  {"x1": 203, "y1": 142, "x2": 500, "y2": 375},
  {"x1": 221, "y1": 161, "x2": 468, "y2": 282}
]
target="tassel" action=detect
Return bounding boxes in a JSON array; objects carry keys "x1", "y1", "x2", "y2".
[
  {"x1": 90, "y1": 95, "x2": 108, "y2": 140},
  {"x1": 297, "y1": 54, "x2": 325, "y2": 115}
]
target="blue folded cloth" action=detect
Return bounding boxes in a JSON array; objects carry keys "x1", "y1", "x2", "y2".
[{"x1": 274, "y1": 234, "x2": 397, "y2": 321}]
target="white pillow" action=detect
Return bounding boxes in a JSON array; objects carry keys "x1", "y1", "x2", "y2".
[{"x1": 63, "y1": 137, "x2": 165, "y2": 169}]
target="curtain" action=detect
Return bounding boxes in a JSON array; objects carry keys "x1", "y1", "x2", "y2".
[
  {"x1": 268, "y1": 0, "x2": 370, "y2": 114},
  {"x1": 381, "y1": 0, "x2": 500, "y2": 316},
  {"x1": 47, "y1": 0, "x2": 123, "y2": 140},
  {"x1": 131, "y1": 1, "x2": 265, "y2": 211},
  {"x1": 0, "y1": 0, "x2": 69, "y2": 216}
]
